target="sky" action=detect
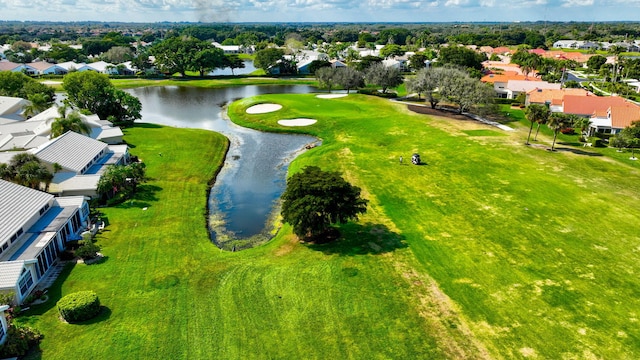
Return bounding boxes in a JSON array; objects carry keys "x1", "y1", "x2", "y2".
[{"x1": 0, "y1": 0, "x2": 637, "y2": 23}]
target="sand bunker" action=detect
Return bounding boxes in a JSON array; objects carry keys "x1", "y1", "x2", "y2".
[
  {"x1": 246, "y1": 103, "x2": 282, "y2": 114},
  {"x1": 316, "y1": 94, "x2": 348, "y2": 99},
  {"x1": 278, "y1": 118, "x2": 317, "y2": 127}
]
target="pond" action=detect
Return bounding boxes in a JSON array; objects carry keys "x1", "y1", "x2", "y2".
[
  {"x1": 128, "y1": 85, "x2": 319, "y2": 250},
  {"x1": 209, "y1": 60, "x2": 257, "y2": 76}
]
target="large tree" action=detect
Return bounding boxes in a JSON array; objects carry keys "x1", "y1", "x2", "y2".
[
  {"x1": 364, "y1": 62, "x2": 404, "y2": 94},
  {"x1": 254, "y1": 48, "x2": 285, "y2": 73},
  {"x1": 62, "y1": 71, "x2": 141, "y2": 126},
  {"x1": 437, "y1": 67, "x2": 493, "y2": 114},
  {"x1": 281, "y1": 166, "x2": 368, "y2": 240},
  {"x1": 335, "y1": 67, "x2": 364, "y2": 94},
  {"x1": 150, "y1": 36, "x2": 209, "y2": 77},
  {"x1": 190, "y1": 47, "x2": 226, "y2": 77},
  {"x1": 224, "y1": 55, "x2": 245, "y2": 75},
  {"x1": 0, "y1": 71, "x2": 55, "y2": 104},
  {"x1": 437, "y1": 46, "x2": 486, "y2": 71},
  {"x1": 316, "y1": 67, "x2": 339, "y2": 91}
]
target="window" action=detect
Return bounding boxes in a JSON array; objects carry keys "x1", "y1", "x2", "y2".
[
  {"x1": 17, "y1": 228, "x2": 23, "y2": 236},
  {"x1": 0, "y1": 321, "x2": 5, "y2": 343},
  {"x1": 18, "y1": 268, "x2": 34, "y2": 298}
]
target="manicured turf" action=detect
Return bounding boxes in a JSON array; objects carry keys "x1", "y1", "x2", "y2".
[{"x1": 18, "y1": 94, "x2": 640, "y2": 359}]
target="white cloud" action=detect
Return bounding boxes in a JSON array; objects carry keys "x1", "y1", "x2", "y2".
[
  {"x1": 444, "y1": 0, "x2": 470, "y2": 6},
  {"x1": 563, "y1": 0, "x2": 594, "y2": 6}
]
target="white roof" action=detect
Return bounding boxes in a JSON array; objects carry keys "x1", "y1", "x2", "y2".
[
  {"x1": 57, "y1": 61, "x2": 85, "y2": 71},
  {"x1": 49, "y1": 173, "x2": 100, "y2": 194},
  {"x1": 0, "y1": 260, "x2": 28, "y2": 289},
  {"x1": 31, "y1": 131, "x2": 108, "y2": 173},
  {"x1": 507, "y1": 80, "x2": 561, "y2": 92},
  {"x1": 0, "y1": 179, "x2": 53, "y2": 244},
  {"x1": 0, "y1": 96, "x2": 27, "y2": 117},
  {"x1": 85, "y1": 61, "x2": 115, "y2": 72}
]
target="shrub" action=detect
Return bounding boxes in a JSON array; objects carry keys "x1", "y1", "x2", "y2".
[
  {"x1": 75, "y1": 241, "x2": 100, "y2": 260},
  {"x1": 590, "y1": 137, "x2": 605, "y2": 147},
  {"x1": 0, "y1": 325, "x2": 43, "y2": 357},
  {"x1": 560, "y1": 127, "x2": 575, "y2": 135},
  {"x1": 57, "y1": 291, "x2": 101, "y2": 323}
]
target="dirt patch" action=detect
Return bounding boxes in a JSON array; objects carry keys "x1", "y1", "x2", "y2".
[
  {"x1": 274, "y1": 234, "x2": 298, "y2": 257},
  {"x1": 407, "y1": 104, "x2": 471, "y2": 121}
]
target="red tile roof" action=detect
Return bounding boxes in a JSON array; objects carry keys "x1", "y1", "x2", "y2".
[
  {"x1": 610, "y1": 103, "x2": 640, "y2": 129},
  {"x1": 527, "y1": 88, "x2": 591, "y2": 105},
  {"x1": 562, "y1": 95, "x2": 628, "y2": 116},
  {"x1": 481, "y1": 72, "x2": 541, "y2": 83}
]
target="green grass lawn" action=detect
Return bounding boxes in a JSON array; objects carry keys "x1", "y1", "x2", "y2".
[{"x1": 18, "y1": 94, "x2": 640, "y2": 359}]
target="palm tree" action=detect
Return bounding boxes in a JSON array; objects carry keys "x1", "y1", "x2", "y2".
[
  {"x1": 524, "y1": 104, "x2": 551, "y2": 145},
  {"x1": 51, "y1": 110, "x2": 91, "y2": 138},
  {"x1": 23, "y1": 93, "x2": 52, "y2": 118},
  {"x1": 608, "y1": 45, "x2": 626, "y2": 83},
  {"x1": 547, "y1": 113, "x2": 573, "y2": 151},
  {"x1": 573, "y1": 117, "x2": 592, "y2": 141}
]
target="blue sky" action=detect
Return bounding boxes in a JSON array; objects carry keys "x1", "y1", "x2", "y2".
[{"x1": 0, "y1": 0, "x2": 636, "y2": 23}]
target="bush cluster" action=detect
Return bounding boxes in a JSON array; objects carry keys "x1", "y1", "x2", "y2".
[
  {"x1": 57, "y1": 291, "x2": 101, "y2": 323},
  {"x1": 0, "y1": 325, "x2": 43, "y2": 357}
]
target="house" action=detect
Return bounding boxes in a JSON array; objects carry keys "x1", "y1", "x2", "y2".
[
  {"x1": 28, "y1": 131, "x2": 129, "y2": 197},
  {"x1": 505, "y1": 80, "x2": 561, "y2": 100},
  {"x1": 481, "y1": 72, "x2": 542, "y2": 98},
  {"x1": 0, "y1": 104, "x2": 124, "y2": 151},
  {"x1": 0, "y1": 60, "x2": 21, "y2": 72},
  {"x1": 57, "y1": 61, "x2": 84, "y2": 72},
  {"x1": 212, "y1": 42, "x2": 242, "y2": 54},
  {"x1": 0, "y1": 179, "x2": 89, "y2": 304},
  {"x1": 553, "y1": 40, "x2": 579, "y2": 49},
  {"x1": 589, "y1": 102, "x2": 640, "y2": 136},
  {"x1": 28, "y1": 61, "x2": 67, "y2": 75},
  {"x1": 0, "y1": 60, "x2": 37, "y2": 75},
  {"x1": 79, "y1": 61, "x2": 119, "y2": 75},
  {"x1": 561, "y1": 94, "x2": 628, "y2": 117},
  {"x1": 525, "y1": 88, "x2": 591, "y2": 107}
]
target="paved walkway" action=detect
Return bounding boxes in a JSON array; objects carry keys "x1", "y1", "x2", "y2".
[{"x1": 35, "y1": 261, "x2": 68, "y2": 290}]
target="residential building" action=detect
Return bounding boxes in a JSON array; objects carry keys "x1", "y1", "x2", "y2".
[
  {"x1": 505, "y1": 80, "x2": 561, "y2": 100},
  {"x1": 29, "y1": 131, "x2": 129, "y2": 197},
  {"x1": 0, "y1": 179, "x2": 89, "y2": 304},
  {"x1": 561, "y1": 94, "x2": 628, "y2": 117},
  {"x1": 525, "y1": 88, "x2": 591, "y2": 107},
  {"x1": 481, "y1": 72, "x2": 542, "y2": 98},
  {"x1": 0, "y1": 96, "x2": 29, "y2": 122},
  {"x1": 0, "y1": 104, "x2": 124, "y2": 151},
  {"x1": 589, "y1": 102, "x2": 640, "y2": 135},
  {"x1": 28, "y1": 61, "x2": 67, "y2": 75}
]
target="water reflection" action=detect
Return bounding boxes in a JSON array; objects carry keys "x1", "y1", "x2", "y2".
[{"x1": 129, "y1": 85, "x2": 318, "y2": 250}]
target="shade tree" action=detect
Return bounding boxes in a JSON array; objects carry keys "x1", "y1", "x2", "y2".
[
  {"x1": 281, "y1": 166, "x2": 368, "y2": 240},
  {"x1": 364, "y1": 62, "x2": 404, "y2": 94}
]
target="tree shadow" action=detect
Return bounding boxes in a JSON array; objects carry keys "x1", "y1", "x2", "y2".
[
  {"x1": 71, "y1": 306, "x2": 112, "y2": 325},
  {"x1": 307, "y1": 223, "x2": 407, "y2": 256},
  {"x1": 554, "y1": 146, "x2": 603, "y2": 157},
  {"x1": 114, "y1": 184, "x2": 162, "y2": 209}
]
